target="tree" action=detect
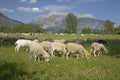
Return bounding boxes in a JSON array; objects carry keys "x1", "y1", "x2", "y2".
[
  {"x1": 104, "y1": 20, "x2": 114, "y2": 34},
  {"x1": 114, "y1": 26, "x2": 120, "y2": 34},
  {"x1": 12, "y1": 24, "x2": 45, "y2": 33},
  {"x1": 64, "y1": 13, "x2": 77, "y2": 33},
  {"x1": 81, "y1": 27, "x2": 91, "y2": 34}
]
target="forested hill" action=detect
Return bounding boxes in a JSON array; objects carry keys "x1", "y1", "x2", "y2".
[{"x1": 0, "y1": 13, "x2": 23, "y2": 27}]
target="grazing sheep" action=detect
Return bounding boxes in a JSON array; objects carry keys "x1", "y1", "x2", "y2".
[
  {"x1": 40, "y1": 41, "x2": 53, "y2": 54},
  {"x1": 90, "y1": 42, "x2": 108, "y2": 57},
  {"x1": 15, "y1": 39, "x2": 39, "y2": 52},
  {"x1": 96, "y1": 39, "x2": 108, "y2": 45},
  {"x1": 44, "y1": 38, "x2": 53, "y2": 42},
  {"x1": 29, "y1": 42, "x2": 50, "y2": 62},
  {"x1": 66, "y1": 43, "x2": 91, "y2": 59},
  {"x1": 53, "y1": 39, "x2": 65, "y2": 44},
  {"x1": 50, "y1": 42, "x2": 67, "y2": 57}
]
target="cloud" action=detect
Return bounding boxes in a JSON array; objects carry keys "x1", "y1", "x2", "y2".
[
  {"x1": 20, "y1": 0, "x2": 28, "y2": 2},
  {"x1": 29, "y1": 0, "x2": 37, "y2": 3},
  {"x1": 75, "y1": 13, "x2": 96, "y2": 18},
  {"x1": 74, "y1": 0, "x2": 100, "y2": 4},
  {"x1": 0, "y1": 8, "x2": 14, "y2": 12},
  {"x1": 20, "y1": 0, "x2": 37, "y2": 3},
  {"x1": 42, "y1": 5, "x2": 71, "y2": 11},
  {"x1": 56, "y1": 0, "x2": 70, "y2": 2},
  {"x1": 46, "y1": 11, "x2": 67, "y2": 17},
  {"x1": 17, "y1": 7, "x2": 42, "y2": 13},
  {"x1": 38, "y1": 11, "x2": 95, "y2": 19}
]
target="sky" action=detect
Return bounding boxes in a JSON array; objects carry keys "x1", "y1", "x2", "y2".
[{"x1": 0, "y1": 0, "x2": 120, "y2": 24}]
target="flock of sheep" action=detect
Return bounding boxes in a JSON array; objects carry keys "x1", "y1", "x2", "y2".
[{"x1": 15, "y1": 39, "x2": 108, "y2": 62}]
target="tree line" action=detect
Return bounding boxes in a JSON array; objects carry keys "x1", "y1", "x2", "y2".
[
  {"x1": 0, "y1": 24, "x2": 45, "y2": 33},
  {"x1": 0, "y1": 13, "x2": 120, "y2": 34},
  {"x1": 64, "y1": 13, "x2": 120, "y2": 34}
]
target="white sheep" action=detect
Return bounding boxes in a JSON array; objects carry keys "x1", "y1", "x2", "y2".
[
  {"x1": 15, "y1": 39, "x2": 39, "y2": 52},
  {"x1": 40, "y1": 41, "x2": 53, "y2": 54},
  {"x1": 29, "y1": 42, "x2": 50, "y2": 62},
  {"x1": 50, "y1": 42, "x2": 67, "y2": 57},
  {"x1": 90, "y1": 42, "x2": 108, "y2": 57},
  {"x1": 66, "y1": 43, "x2": 91, "y2": 59},
  {"x1": 53, "y1": 39, "x2": 65, "y2": 44}
]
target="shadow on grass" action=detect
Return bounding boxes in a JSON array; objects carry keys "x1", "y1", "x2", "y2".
[{"x1": 0, "y1": 62, "x2": 27, "y2": 80}]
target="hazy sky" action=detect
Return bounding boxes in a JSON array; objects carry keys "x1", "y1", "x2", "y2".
[{"x1": 0, "y1": 0, "x2": 120, "y2": 23}]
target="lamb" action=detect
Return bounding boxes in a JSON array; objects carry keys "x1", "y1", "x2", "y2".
[
  {"x1": 15, "y1": 39, "x2": 39, "y2": 52},
  {"x1": 50, "y1": 42, "x2": 67, "y2": 57},
  {"x1": 29, "y1": 42, "x2": 50, "y2": 62},
  {"x1": 90, "y1": 42, "x2": 108, "y2": 57},
  {"x1": 66, "y1": 43, "x2": 91, "y2": 59}
]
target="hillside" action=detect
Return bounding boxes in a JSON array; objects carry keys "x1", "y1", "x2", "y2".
[
  {"x1": 0, "y1": 13, "x2": 23, "y2": 27},
  {"x1": 31, "y1": 12, "x2": 105, "y2": 33}
]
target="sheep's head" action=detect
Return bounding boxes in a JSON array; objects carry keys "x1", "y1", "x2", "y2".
[
  {"x1": 45, "y1": 54, "x2": 50, "y2": 62},
  {"x1": 86, "y1": 53, "x2": 91, "y2": 59},
  {"x1": 105, "y1": 49, "x2": 109, "y2": 54}
]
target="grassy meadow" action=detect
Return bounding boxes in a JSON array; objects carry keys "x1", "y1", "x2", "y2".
[{"x1": 0, "y1": 33, "x2": 120, "y2": 80}]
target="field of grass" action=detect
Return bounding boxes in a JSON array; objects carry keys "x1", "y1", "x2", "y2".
[{"x1": 0, "y1": 34, "x2": 120, "y2": 80}]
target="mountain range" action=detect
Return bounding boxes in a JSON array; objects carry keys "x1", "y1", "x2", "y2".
[
  {"x1": 0, "y1": 12, "x2": 108, "y2": 33},
  {"x1": 0, "y1": 13, "x2": 23, "y2": 27},
  {"x1": 31, "y1": 12, "x2": 105, "y2": 33}
]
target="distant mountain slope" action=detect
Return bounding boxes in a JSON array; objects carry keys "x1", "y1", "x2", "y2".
[
  {"x1": 31, "y1": 12, "x2": 105, "y2": 33},
  {"x1": 0, "y1": 13, "x2": 23, "y2": 27}
]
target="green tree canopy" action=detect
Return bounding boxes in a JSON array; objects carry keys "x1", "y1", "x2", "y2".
[
  {"x1": 104, "y1": 20, "x2": 114, "y2": 34},
  {"x1": 64, "y1": 13, "x2": 77, "y2": 33},
  {"x1": 13, "y1": 24, "x2": 45, "y2": 33},
  {"x1": 81, "y1": 27, "x2": 91, "y2": 34}
]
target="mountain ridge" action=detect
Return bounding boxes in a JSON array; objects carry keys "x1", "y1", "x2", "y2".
[
  {"x1": 31, "y1": 12, "x2": 105, "y2": 33},
  {"x1": 0, "y1": 13, "x2": 23, "y2": 27}
]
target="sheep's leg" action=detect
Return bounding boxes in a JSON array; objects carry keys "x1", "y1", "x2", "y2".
[
  {"x1": 34, "y1": 54, "x2": 37, "y2": 62},
  {"x1": 81, "y1": 52, "x2": 84, "y2": 59},
  {"x1": 63, "y1": 50, "x2": 67, "y2": 58},
  {"x1": 15, "y1": 46, "x2": 17, "y2": 52},
  {"x1": 15, "y1": 45, "x2": 20, "y2": 52},
  {"x1": 98, "y1": 51, "x2": 101, "y2": 56},
  {"x1": 66, "y1": 51, "x2": 69, "y2": 59},
  {"x1": 63, "y1": 52, "x2": 65, "y2": 58},
  {"x1": 50, "y1": 49, "x2": 55, "y2": 57},
  {"x1": 37, "y1": 56, "x2": 40, "y2": 62},
  {"x1": 25, "y1": 48, "x2": 29, "y2": 52},
  {"x1": 76, "y1": 53, "x2": 79, "y2": 59},
  {"x1": 90, "y1": 48, "x2": 93, "y2": 55},
  {"x1": 30, "y1": 52, "x2": 32, "y2": 59},
  {"x1": 93, "y1": 50, "x2": 96, "y2": 57}
]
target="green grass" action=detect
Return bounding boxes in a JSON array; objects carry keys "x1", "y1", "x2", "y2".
[{"x1": 0, "y1": 45, "x2": 120, "y2": 80}]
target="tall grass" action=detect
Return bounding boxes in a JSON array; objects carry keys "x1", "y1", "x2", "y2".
[
  {"x1": 0, "y1": 34, "x2": 120, "y2": 80},
  {"x1": 0, "y1": 45, "x2": 120, "y2": 80}
]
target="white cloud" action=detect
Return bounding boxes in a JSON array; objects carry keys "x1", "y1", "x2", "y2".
[
  {"x1": 38, "y1": 11, "x2": 95, "y2": 19},
  {"x1": 17, "y1": 7, "x2": 42, "y2": 13},
  {"x1": 46, "y1": 11, "x2": 67, "y2": 16},
  {"x1": 20, "y1": 0, "x2": 37, "y2": 3},
  {"x1": 0, "y1": 8, "x2": 14, "y2": 12},
  {"x1": 75, "y1": 0, "x2": 100, "y2": 4},
  {"x1": 29, "y1": 0, "x2": 37, "y2": 3},
  {"x1": 56, "y1": 0, "x2": 69, "y2": 2},
  {"x1": 20, "y1": 0, "x2": 28, "y2": 2},
  {"x1": 42, "y1": 5, "x2": 71, "y2": 11},
  {"x1": 75, "y1": 13, "x2": 96, "y2": 18}
]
